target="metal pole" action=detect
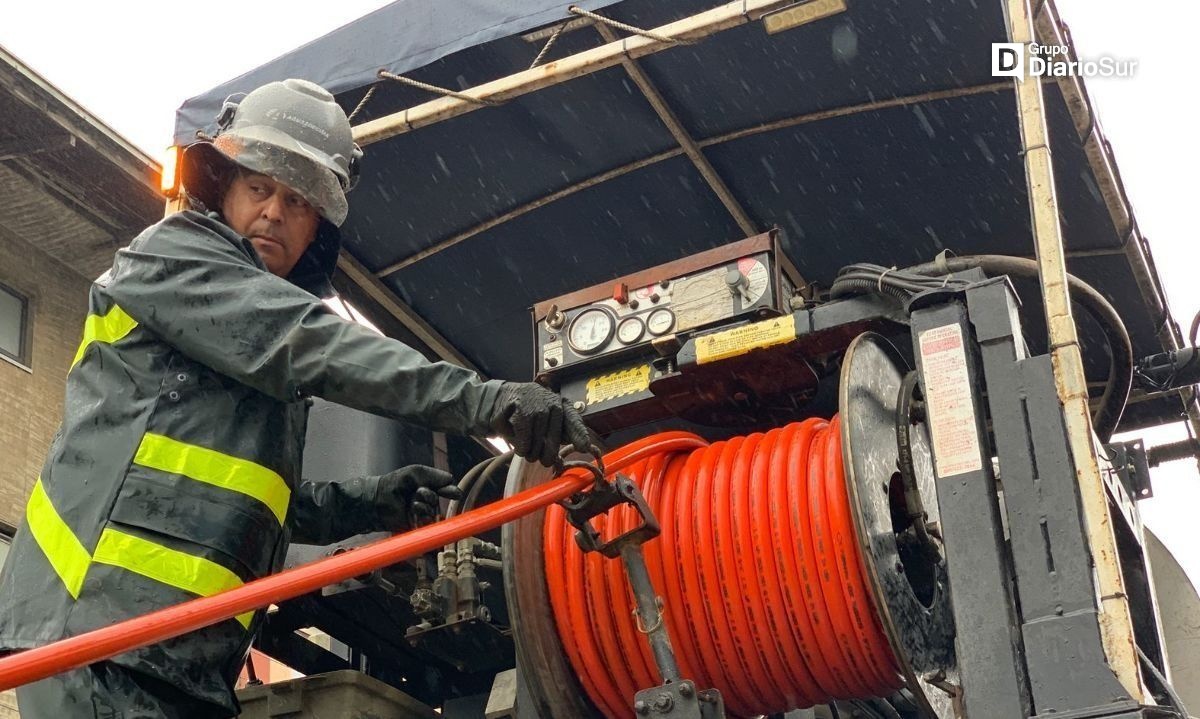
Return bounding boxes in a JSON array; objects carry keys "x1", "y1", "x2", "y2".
[
  {"x1": 1005, "y1": 0, "x2": 1142, "y2": 699},
  {"x1": 591, "y1": 22, "x2": 758, "y2": 238},
  {"x1": 620, "y1": 543, "x2": 681, "y2": 684},
  {"x1": 1031, "y1": 1, "x2": 1200, "y2": 438},
  {"x1": 351, "y1": 0, "x2": 795, "y2": 146}
]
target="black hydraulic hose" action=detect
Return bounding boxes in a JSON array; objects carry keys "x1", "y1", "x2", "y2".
[
  {"x1": 445, "y1": 455, "x2": 492, "y2": 519},
  {"x1": 463, "y1": 452, "x2": 514, "y2": 513},
  {"x1": 906, "y1": 254, "x2": 1133, "y2": 443}
]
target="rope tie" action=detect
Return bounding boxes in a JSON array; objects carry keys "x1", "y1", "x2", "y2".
[
  {"x1": 377, "y1": 70, "x2": 499, "y2": 106},
  {"x1": 347, "y1": 84, "x2": 379, "y2": 123},
  {"x1": 632, "y1": 597, "x2": 665, "y2": 634},
  {"x1": 568, "y1": 5, "x2": 694, "y2": 45},
  {"x1": 530, "y1": 21, "x2": 570, "y2": 69}
]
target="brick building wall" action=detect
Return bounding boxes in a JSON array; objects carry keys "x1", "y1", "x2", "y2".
[
  {"x1": 0, "y1": 231, "x2": 91, "y2": 718},
  {"x1": 0, "y1": 230, "x2": 90, "y2": 527}
]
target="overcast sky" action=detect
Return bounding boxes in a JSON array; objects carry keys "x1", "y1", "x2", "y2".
[{"x1": 2, "y1": 2, "x2": 1197, "y2": 586}]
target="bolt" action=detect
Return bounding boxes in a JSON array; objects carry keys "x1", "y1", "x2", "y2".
[
  {"x1": 678, "y1": 682, "x2": 694, "y2": 698},
  {"x1": 573, "y1": 401, "x2": 585, "y2": 411},
  {"x1": 634, "y1": 700, "x2": 649, "y2": 715},
  {"x1": 653, "y1": 693, "x2": 674, "y2": 713}
]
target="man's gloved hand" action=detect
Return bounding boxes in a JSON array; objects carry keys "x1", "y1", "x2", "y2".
[
  {"x1": 373, "y1": 465, "x2": 463, "y2": 530},
  {"x1": 489, "y1": 382, "x2": 591, "y2": 466}
]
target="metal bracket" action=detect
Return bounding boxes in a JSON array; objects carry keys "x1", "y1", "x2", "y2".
[
  {"x1": 560, "y1": 466, "x2": 660, "y2": 558},
  {"x1": 1106, "y1": 439, "x2": 1154, "y2": 501},
  {"x1": 633, "y1": 679, "x2": 725, "y2": 718}
]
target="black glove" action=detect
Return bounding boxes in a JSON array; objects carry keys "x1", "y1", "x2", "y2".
[
  {"x1": 373, "y1": 464, "x2": 463, "y2": 530},
  {"x1": 489, "y1": 382, "x2": 591, "y2": 466}
]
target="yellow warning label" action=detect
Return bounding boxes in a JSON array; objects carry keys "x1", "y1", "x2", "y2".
[
  {"x1": 586, "y1": 365, "x2": 652, "y2": 405},
  {"x1": 695, "y1": 314, "x2": 796, "y2": 365}
]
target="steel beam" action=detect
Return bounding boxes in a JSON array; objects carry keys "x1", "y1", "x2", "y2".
[
  {"x1": 1006, "y1": 0, "x2": 1142, "y2": 698},
  {"x1": 910, "y1": 300, "x2": 1029, "y2": 718},
  {"x1": 351, "y1": 0, "x2": 798, "y2": 147},
  {"x1": 968, "y1": 280, "x2": 1132, "y2": 714}
]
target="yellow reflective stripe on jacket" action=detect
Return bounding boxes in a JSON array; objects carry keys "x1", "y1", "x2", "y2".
[
  {"x1": 71, "y1": 305, "x2": 139, "y2": 368},
  {"x1": 93, "y1": 528, "x2": 253, "y2": 629},
  {"x1": 25, "y1": 479, "x2": 91, "y2": 599},
  {"x1": 25, "y1": 481, "x2": 254, "y2": 628},
  {"x1": 133, "y1": 433, "x2": 290, "y2": 525}
]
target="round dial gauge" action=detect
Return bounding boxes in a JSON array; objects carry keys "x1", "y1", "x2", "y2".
[
  {"x1": 617, "y1": 317, "x2": 645, "y2": 344},
  {"x1": 646, "y1": 308, "x2": 675, "y2": 336},
  {"x1": 736, "y1": 257, "x2": 770, "y2": 305},
  {"x1": 568, "y1": 308, "x2": 615, "y2": 354}
]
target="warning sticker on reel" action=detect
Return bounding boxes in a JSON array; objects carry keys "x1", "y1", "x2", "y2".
[
  {"x1": 695, "y1": 314, "x2": 796, "y2": 365},
  {"x1": 586, "y1": 365, "x2": 652, "y2": 405},
  {"x1": 919, "y1": 324, "x2": 983, "y2": 477}
]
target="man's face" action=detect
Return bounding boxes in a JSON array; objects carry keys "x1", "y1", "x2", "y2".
[{"x1": 221, "y1": 171, "x2": 321, "y2": 277}]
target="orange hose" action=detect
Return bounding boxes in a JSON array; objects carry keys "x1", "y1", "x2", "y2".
[
  {"x1": 0, "y1": 432, "x2": 700, "y2": 693},
  {"x1": 544, "y1": 417, "x2": 902, "y2": 717}
]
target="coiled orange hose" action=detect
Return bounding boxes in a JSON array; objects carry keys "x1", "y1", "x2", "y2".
[{"x1": 545, "y1": 417, "x2": 903, "y2": 718}]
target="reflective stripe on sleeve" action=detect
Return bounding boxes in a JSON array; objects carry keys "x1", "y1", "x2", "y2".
[
  {"x1": 133, "y1": 433, "x2": 290, "y2": 525},
  {"x1": 71, "y1": 305, "x2": 139, "y2": 369},
  {"x1": 93, "y1": 528, "x2": 253, "y2": 629},
  {"x1": 26, "y1": 479, "x2": 91, "y2": 599}
]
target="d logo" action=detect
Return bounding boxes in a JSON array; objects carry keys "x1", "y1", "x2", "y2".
[{"x1": 992, "y1": 43, "x2": 1024, "y2": 78}]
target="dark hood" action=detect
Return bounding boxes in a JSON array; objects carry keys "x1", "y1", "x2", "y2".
[{"x1": 286, "y1": 219, "x2": 340, "y2": 298}]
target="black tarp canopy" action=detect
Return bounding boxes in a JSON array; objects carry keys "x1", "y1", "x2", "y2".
[{"x1": 176, "y1": 0, "x2": 1189, "y2": 432}]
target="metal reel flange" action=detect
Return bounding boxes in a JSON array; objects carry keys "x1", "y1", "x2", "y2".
[
  {"x1": 502, "y1": 457, "x2": 604, "y2": 719},
  {"x1": 840, "y1": 332, "x2": 958, "y2": 718}
]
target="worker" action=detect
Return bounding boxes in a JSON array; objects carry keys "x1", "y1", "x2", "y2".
[{"x1": 0, "y1": 78, "x2": 589, "y2": 718}]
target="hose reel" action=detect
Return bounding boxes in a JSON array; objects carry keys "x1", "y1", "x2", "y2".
[{"x1": 504, "y1": 333, "x2": 957, "y2": 718}]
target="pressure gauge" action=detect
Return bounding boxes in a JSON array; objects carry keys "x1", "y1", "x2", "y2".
[
  {"x1": 617, "y1": 317, "x2": 645, "y2": 344},
  {"x1": 568, "y1": 308, "x2": 615, "y2": 354},
  {"x1": 647, "y1": 308, "x2": 675, "y2": 336}
]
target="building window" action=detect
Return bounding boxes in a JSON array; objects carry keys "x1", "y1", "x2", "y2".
[{"x1": 0, "y1": 283, "x2": 30, "y2": 368}]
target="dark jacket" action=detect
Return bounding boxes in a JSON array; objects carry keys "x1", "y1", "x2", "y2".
[{"x1": 0, "y1": 210, "x2": 502, "y2": 712}]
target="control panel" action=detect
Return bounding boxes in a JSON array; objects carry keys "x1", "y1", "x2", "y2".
[{"x1": 532, "y1": 231, "x2": 803, "y2": 380}]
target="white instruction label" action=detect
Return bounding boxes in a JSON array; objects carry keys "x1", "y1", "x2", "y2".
[{"x1": 919, "y1": 324, "x2": 983, "y2": 477}]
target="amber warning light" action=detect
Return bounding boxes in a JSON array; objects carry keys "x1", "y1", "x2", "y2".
[{"x1": 160, "y1": 145, "x2": 181, "y2": 198}]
